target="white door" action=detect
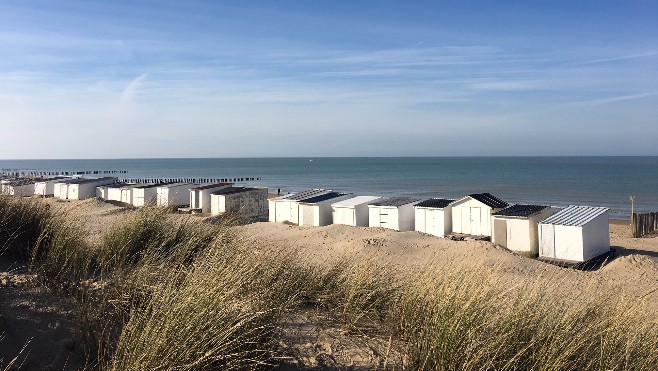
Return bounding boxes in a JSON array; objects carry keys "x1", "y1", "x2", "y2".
[
  {"x1": 427, "y1": 210, "x2": 437, "y2": 234},
  {"x1": 461, "y1": 207, "x2": 470, "y2": 234},
  {"x1": 540, "y1": 224, "x2": 556, "y2": 258},
  {"x1": 369, "y1": 208, "x2": 380, "y2": 227},
  {"x1": 379, "y1": 211, "x2": 388, "y2": 227},
  {"x1": 470, "y1": 207, "x2": 481, "y2": 235}
]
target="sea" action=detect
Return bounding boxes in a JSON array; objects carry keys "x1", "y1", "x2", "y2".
[{"x1": 1, "y1": 157, "x2": 656, "y2": 220}]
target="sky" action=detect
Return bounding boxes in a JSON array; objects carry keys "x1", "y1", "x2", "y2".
[{"x1": 1, "y1": 0, "x2": 657, "y2": 158}]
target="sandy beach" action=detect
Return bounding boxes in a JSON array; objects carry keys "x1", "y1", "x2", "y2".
[{"x1": 1, "y1": 198, "x2": 657, "y2": 369}]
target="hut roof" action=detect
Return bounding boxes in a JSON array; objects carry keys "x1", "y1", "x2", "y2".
[
  {"x1": 190, "y1": 182, "x2": 233, "y2": 191},
  {"x1": 283, "y1": 189, "x2": 331, "y2": 201},
  {"x1": 157, "y1": 182, "x2": 195, "y2": 188},
  {"x1": 494, "y1": 204, "x2": 549, "y2": 218},
  {"x1": 370, "y1": 197, "x2": 420, "y2": 207},
  {"x1": 211, "y1": 186, "x2": 258, "y2": 195},
  {"x1": 66, "y1": 177, "x2": 117, "y2": 185},
  {"x1": 540, "y1": 205, "x2": 609, "y2": 227},
  {"x1": 299, "y1": 192, "x2": 349, "y2": 204},
  {"x1": 466, "y1": 193, "x2": 509, "y2": 208},
  {"x1": 415, "y1": 198, "x2": 455, "y2": 209},
  {"x1": 332, "y1": 196, "x2": 381, "y2": 207}
]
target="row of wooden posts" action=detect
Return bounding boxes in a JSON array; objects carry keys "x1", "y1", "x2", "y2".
[
  {"x1": 1, "y1": 170, "x2": 129, "y2": 176},
  {"x1": 118, "y1": 178, "x2": 261, "y2": 184},
  {"x1": 632, "y1": 212, "x2": 658, "y2": 238}
]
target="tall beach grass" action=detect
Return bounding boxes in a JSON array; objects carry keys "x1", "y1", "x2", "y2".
[{"x1": 1, "y1": 198, "x2": 657, "y2": 370}]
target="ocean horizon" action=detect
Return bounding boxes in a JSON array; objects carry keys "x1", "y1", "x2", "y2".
[{"x1": 2, "y1": 156, "x2": 657, "y2": 220}]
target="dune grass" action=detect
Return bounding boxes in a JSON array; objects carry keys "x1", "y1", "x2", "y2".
[
  {"x1": 392, "y1": 267, "x2": 658, "y2": 370},
  {"x1": 0, "y1": 195, "x2": 52, "y2": 260},
  {"x1": 2, "y1": 198, "x2": 657, "y2": 370}
]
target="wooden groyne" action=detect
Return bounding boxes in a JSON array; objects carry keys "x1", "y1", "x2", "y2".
[
  {"x1": 118, "y1": 178, "x2": 260, "y2": 184},
  {"x1": 632, "y1": 212, "x2": 658, "y2": 237},
  {"x1": 1, "y1": 170, "x2": 129, "y2": 176}
]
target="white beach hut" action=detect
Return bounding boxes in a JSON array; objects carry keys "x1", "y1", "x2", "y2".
[
  {"x1": 156, "y1": 183, "x2": 196, "y2": 207},
  {"x1": 450, "y1": 193, "x2": 509, "y2": 237},
  {"x1": 491, "y1": 204, "x2": 552, "y2": 256},
  {"x1": 131, "y1": 183, "x2": 165, "y2": 207},
  {"x1": 96, "y1": 182, "x2": 131, "y2": 201},
  {"x1": 66, "y1": 177, "x2": 117, "y2": 200},
  {"x1": 2, "y1": 180, "x2": 35, "y2": 197},
  {"x1": 538, "y1": 205, "x2": 610, "y2": 262},
  {"x1": 53, "y1": 180, "x2": 72, "y2": 200},
  {"x1": 297, "y1": 192, "x2": 353, "y2": 227},
  {"x1": 268, "y1": 189, "x2": 332, "y2": 224},
  {"x1": 34, "y1": 177, "x2": 69, "y2": 197},
  {"x1": 414, "y1": 198, "x2": 455, "y2": 237},
  {"x1": 120, "y1": 184, "x2": 140, "y2": 204},
  {"x1": 368, "y1": 197, "x2": 420, "y2": 232},
  {"x1": 209, "y1": 186, "x2": 269, "y2": 218},
  {"x1": 54, "y1": 177, "x2": 117, "y2": 200},
  {"x1": 331, "y1": 196, "x2": 382, "y2": 227},
  {"x1": 189, "y1": 183, "x2": 233, "y2": 213}
]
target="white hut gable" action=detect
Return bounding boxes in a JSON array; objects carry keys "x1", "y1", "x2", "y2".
[{"x1": 451, "y1": 193, "x2": 508, "y2": 237}]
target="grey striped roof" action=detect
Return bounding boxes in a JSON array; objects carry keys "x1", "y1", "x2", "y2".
[
  {"x1": 285, "y1": 189, "x2": 331, "y2": 201},
  {"x1": 299, "y1": 192, "x2": 349, "y2": 204},
  {"x1": 370, "y1": 197, "x2": 420, "y2": 207},
  {"x1": 414, "y1": 198, "x2": 455, "y2": 209},
  {"x1": 494, "y1": 204, "x2": 549, "y2": 217},
  {"x1": 540, "y1": 205, "x2": 609, "y2": 227}
]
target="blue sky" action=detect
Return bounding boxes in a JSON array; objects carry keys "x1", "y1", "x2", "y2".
[{"x1": 1, "y1": 1, "x2": 657, "y2": 158}]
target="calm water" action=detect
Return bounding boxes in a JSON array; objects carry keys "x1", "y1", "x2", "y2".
[{"x1": 1, "y1": 157, "x2": 656, "y2": 219}]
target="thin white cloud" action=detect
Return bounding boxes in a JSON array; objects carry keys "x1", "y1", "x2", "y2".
[
  {"x1": 120, "y1": 74, "x2": 148, "y2": 105},
  {"x1": 574, "y1": 51, "x2": 658, "y2": 65},
  {"x1": 470, "y1": 80, "x2": 540, "y2": 91},
  {"x1": 0, "y1": 94, "x2": 25, "y2": 106},
  {"x1": 568, "y1": 92, "x2": 658, "y2": 107}
]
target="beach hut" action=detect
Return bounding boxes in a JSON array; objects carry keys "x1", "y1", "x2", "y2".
[
  {"x1": 2, "y1": 179, "x2": 35, "y2": 197},
  {"x1": 491, "y1": 204, "x2": 552, "y2": 255},
  {"x1": 538, "y1": 205, "x2": 610, "y2": 262},
  {"x1": 209, "y1": 186, "x2": 269, "y2": 218},
  {"x1": 131, "y1": 183, "x2": 165, "y2": 207},
  {"x1": 156, "y1": 183, "x2": 196, "y2": 207},
  {"x1": 55, "y1": 177, "x2": 117, "y2": 200},
  {"x1": 414, "y1": 198, "x2": 455, "y2": 237},
  {"x1": 120, "y1": 184, "x2": 139, "y2": 204},
  {"x1": 96, "y1": 182, "x2": 130, "y2": 201},
  {"x1": 450, "y1": 193, "x2": 508, "y2": 237},
  {"x1": 297, "y1": 192, "x2": 353, "y2": 227},
  {"x1": 368, "y1": 197, "x2": 420, "y2": 232},
  {"x1": 332, "y1": 196, "x2": 383, "y2": 227},
  {"x1": 34, "y1": 177, "x2": 69, "y2": 197},
  {"x1": 268, "y1": 189, "x2": 332, "y2": 224},
  {"x1": 189, "y1": 183, "x2": 233, "y2": 213}
]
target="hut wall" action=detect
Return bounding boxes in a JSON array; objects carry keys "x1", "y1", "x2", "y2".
[
  {"x1": 581, "y1": 212, "x2": 610, "y2": 261},
  {"x1": 211, "y1": 188, "x2": 268, "y2": 218}
]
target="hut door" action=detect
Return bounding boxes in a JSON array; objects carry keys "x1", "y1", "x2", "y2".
[
  {"x1": 494, "y1": 219, "x2": 507, "y2": 247},
  {"x1": 371, "y1": 210, "x2": 380, "y2": 226},
  {"x1": 303, "y1": 206, "x2": 314, "y2": 226},
  {"x1": 379, "y1": 211, "x2": 388, "y2": 227},
  {"x1": 540, "y1": 224, "x2": 555, "y2": 258},
  {"x1": 428, "y1": 210, "x2": 438, "y2": 234},
  {"x1": 470, "y1": 207, "x2": 481, "y2": 235}
]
